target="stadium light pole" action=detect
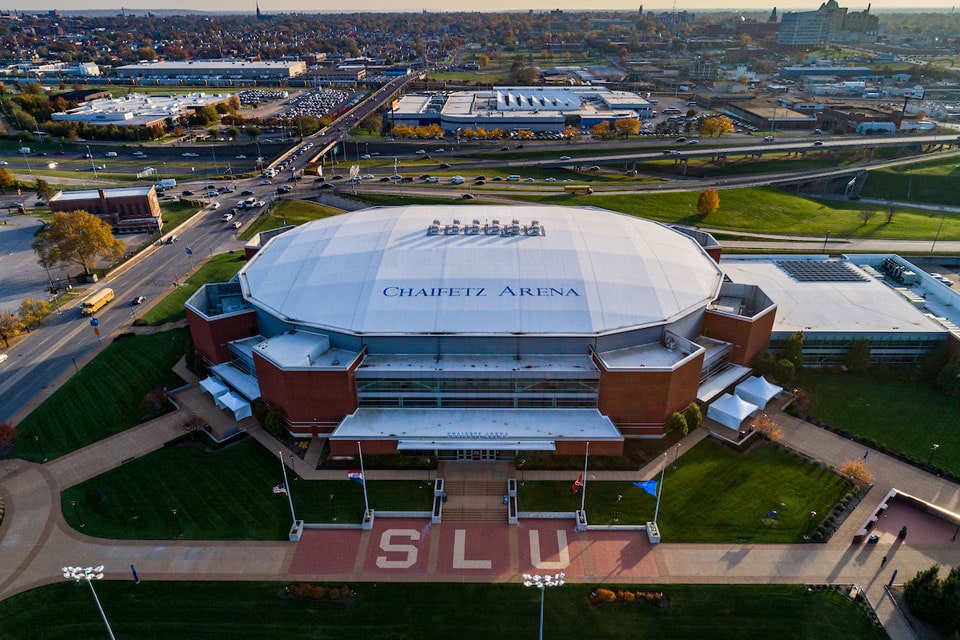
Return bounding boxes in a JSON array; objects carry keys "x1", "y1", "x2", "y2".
[
  {"x1": 61, "y1": 565, "x2": 116, "y2": 640},
  {"x1": 522, "y1": 572, "x2": 565, "y2": 640}
]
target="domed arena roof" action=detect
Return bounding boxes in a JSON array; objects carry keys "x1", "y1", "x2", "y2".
[{"x1": 239, "y1": 205, "x2": 723, "y2": 336}]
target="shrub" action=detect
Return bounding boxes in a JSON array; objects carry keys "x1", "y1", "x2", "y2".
[
  {"x1": 0, "y1": 421, "x2": 15, "y2": 444},
  {"x1": 773, "y1": 359, "x2": 796, "y2": 384},
  {"x1": 684, "y1": 403, "x2": 702, "y2": 430},
  {"x1": 751, "y1": 413, "x2": 785, "y2": 442},
  {"x1": 841, "y1": 459, "x2": 873, "y2": 486},
  {"x1": 665, "y1": 411, "x2": 688, "y2": 437},
  {"x1": 595, "y1": 588, "x2": 617, "y2": 603},
  {"x1": 751, "y1": 351, "x2": 776, "y2": 377},
  {"x1": 621, "y1": 591, "x2": 635, "y2": 602},
  {"x1": 264, "y1": 407, "x2": 286, "y2": 439}
]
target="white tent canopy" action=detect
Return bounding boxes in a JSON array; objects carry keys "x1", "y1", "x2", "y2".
[
  {"x1": 735, "y1": 376, "x2": 782, "y2": 408},
  {"x1": 707, "y1": 393, "x2": 759, "y2": 431},
  {"x1": 199, "y1": 376, "x2": 229, "y2": 398},
  {"x1": 216, "y1": 391, "x2": 252, "y2": 422}
]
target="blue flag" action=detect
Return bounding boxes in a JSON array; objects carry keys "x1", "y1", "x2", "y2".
[{"x1": 633, "y1": 480, "x2": 658, "y2": 497}]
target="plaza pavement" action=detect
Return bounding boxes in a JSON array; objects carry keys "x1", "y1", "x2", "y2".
[{"x1": 2, "y1": 373, "x2": 959, "y2": 639}]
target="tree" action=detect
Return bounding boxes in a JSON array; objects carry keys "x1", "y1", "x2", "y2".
[
  {"x1": 783, "y1": 330, "x2": 804, "y2": 368},
  {"x1": 225, "y1": 126, "x2": 241, "y2": 141},
  {"x1": 478, "y1": 54, "x2": 490, "y2": 68},
  {"x1": 684, "y1": 403, "x2": 702, "y2": 430},
  {"x1": 613, "y1": 118, "x2": 640, "y2": 137},
  {"x1": 696, "y1": 188, "x2": 720, "y2": 215},
  {"x1": 665, "y1": 411, "x2": 688, "y2": 437},
  {"x1": 18, "y1": 298, "x2": 50, "y2": 331},
  {"x1": 840, "y1": 459, "x2": 873, "y2": 485},
  {"x1": 905, "y1": 566, "x2": 944, "y2": 624},
  {"x1": 845, "y1": 338, "x2": 871, "y2": 374},
  {"x1": 751, "y1": 413, "x2": 784, "y2": 442},
  {"x1": 35, "y1": 178, "x2": 54, "y2": 202},
  {"x1": 751, "y1": 351, "x2": 776, "y2": 378},
  {"x1": 700, "y1": 116, "x2": 735, "y2": 137},
  {"x1": 591, "y1": 121, "x2": 613, "y2": 139},
  {"x1": 244, "y1": 125, "x2": 261, "y2": 141},
  {"x1": 885, "y1": 204, "x2": 896, "y2": 224},
  {"x1": 857, "y1": 209, "x2": 877, "y2": 226},
  {"x1": 772, "y1": 359, "x2": 795, "y2": 384},
  {"x1": 0, "y1": 166, "x2": 14, "y2": 193},
  {"x1": 32, "y1": 210, "x2": 125, "y2": 276},
  {"x1": 0, "y1": 310, "x2": 24, "y2": 348}
]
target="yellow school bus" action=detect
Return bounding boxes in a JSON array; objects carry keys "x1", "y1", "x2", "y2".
[
  {"x1": 80, "y1": 288, "x2": 115, "y2": 316},
  {"x1": 564, "y1": 185, "x2": 593, "y2": 195}
]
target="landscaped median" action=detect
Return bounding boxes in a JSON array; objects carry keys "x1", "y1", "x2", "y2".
[{"x1": 0, "y1": 581, "x2": 887, "y2": 640}]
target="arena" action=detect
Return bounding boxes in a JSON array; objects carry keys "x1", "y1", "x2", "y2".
[{"x1": 186, "y1": 205, "x2": 778, "y2": 458}]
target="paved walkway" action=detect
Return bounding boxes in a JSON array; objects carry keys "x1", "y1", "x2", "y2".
[{"x1": 2, "y1": 383, "x2": 959, "y2": 639}]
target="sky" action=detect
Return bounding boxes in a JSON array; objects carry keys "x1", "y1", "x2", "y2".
[{"x1": 12, "y1": 1, "x2": 960, "y2": 13}]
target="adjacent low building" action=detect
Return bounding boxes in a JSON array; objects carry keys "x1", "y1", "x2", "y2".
[
  {"x1": 116, "y1": 60, "x2": 307, "y2": 80},
  {"x1": 187, "y1": 205, "x2": 776, "y2": 458},
  {"x1": 391, "y1": 86, "x2": 654, "y2": 133},
  {"x1": 51, "y1": 92, "x2": 235, "y2": 128},
  {"x1": 48, "y1": 186, "x2": 162, "y2": 234}
]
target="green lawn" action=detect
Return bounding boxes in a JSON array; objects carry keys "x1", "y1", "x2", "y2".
[
  {"x1": 859, "y1": 156, "x2": 960, "y2": 208},
  {"x1": 516, "y1": 187, "x2": 960, "y2": 241},
  {"x1": 61, "y1": 438, "x2": 433, "y2": 539},
  {"x1": 0, "y1": 581, "x2": 886, "y2": 640},
  {"x1": 521, "y1": 439, "x2": 850, "y2": 543},
  {"x1": 138, "y1": 252, "x2": 247, "y2": 326},
  {"x1": 11, "y1": 330, "x2": 187, "y2": 462},
  {"x1": 159, "y1": 200, "x2": 201, "y2": 231},
  {"x1": 797, "y1": 370, "x2": 960, "y2": 476},
  {"x1": 239, "y1": 198, "x2": 342, "y2": 240}
]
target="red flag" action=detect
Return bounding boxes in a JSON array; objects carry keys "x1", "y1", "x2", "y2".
[{"x1": 572, "y1": 473, "x2": 583, "y2": 493}]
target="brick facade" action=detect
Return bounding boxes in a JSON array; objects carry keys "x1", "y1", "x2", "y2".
[
  {"x1": 701, "y1": 306, "x2": 776, "y2": 366},
  {"x1": 186, "y1": 307, "x2": 259, "y2": 365},
  {"x1": 49, "y1": 187, "x2": 162, "y2": 234}
]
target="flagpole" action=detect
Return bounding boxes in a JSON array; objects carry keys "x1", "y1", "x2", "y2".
[
  {"x1": 580, "y1": 441, "x2": 590, "y2": 513},
  {"x1": 653, "y1": 452, "x2": 668, "y2": 525},
  {"x1": 358, "y1": 441, "x2": 370, "y2": 515},
  {"x1": 279, "y1": 450, "x2": 297, "y2": 525}
]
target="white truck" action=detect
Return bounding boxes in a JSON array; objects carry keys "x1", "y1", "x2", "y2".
[
  {"x1": 18, "y1": 146, "x2": 31, "y2": 154},
  {"x1": 157, "y1": 178, "x2": 177, "y2": 189}
]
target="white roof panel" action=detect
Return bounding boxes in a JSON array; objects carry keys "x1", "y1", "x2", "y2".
[{"x1": 241, "y1": 205, "x2": 723, "y2": 336}]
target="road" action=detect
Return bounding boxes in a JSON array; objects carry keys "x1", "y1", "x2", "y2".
[{"x1": 0, "y1": 201, "x2": 246, "y2": 424}]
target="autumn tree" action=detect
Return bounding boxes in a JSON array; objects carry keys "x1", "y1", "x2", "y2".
[
  {"x1": 700, "y1": 116, "x2": 735, "y2": 137},
  {"x1": 697, "y1": 188, "x2": 720, "y2": 215},
  {"x1": 0, "y1": 310, "x2": 24, "y2": 348},
  {"x1": 19, "y1": 298, "x2": 50, "y2": 331},
  {"x1": 478, "y1": 54, "x2": 490, "y2": 68},
  {"x1": 591, "y1": 121, "x2": 613, "y2": 139},
  {"x1": 613, "y1": 118, "x2": 641, "y2": 137},
  {"x1": 0, "y1": 420, "x2": 15, "y2": 444},
  {"x1": 32, "y1": 210, "x2": 125, "y2": 276},
  {"x1": 841, "y1": 459, "x2": 873, "y2": 485},
  {"x1": 0, "y1": 167, "x2": 14, "y2": 193}
]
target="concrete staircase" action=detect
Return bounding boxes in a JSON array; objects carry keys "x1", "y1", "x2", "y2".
[{"x1": 442, "y1": 480, "x2": 508, "y2": 522}]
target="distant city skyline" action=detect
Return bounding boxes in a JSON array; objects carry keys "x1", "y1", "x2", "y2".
[{"x1": 9, "y1": 1, "x2": 960, "y2": 13}]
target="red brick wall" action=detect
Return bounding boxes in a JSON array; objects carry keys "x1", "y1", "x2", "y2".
[
  {"x1": 595, "y1": 351, "x2": 703, "y2": 431},
  {"x1": 330, "y1": 439, "x2": 397, "y2": 456},
  {"x1": 186, "y1": 308, "x2": 259, "y2": 365},
  {"x1": 50, "y1": 189, "x2": 161, "y2": 232},
  {"x1": 949, "y1": 334, "x2": 960, "y2": 356},
  {"x1": 555, "y1": 440, "x2": 623, "y2": 456},
  {"x1": 701, "y1": 306, "x2": 776, "y2": 365},
  {"x1": 254, "y1": 353, "x2": 359, "y2": 429}
]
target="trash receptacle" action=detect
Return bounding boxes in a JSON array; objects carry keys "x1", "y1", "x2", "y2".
[
  {"x1": 442, "y1": 492, "x2": 448, "y2": 503},
  {"x1": 503, "y1": 496, "x2": 509, "y2": 505}
]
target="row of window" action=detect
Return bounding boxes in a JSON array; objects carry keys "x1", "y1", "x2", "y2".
[
  {"x1": 359, "y1": 397, "x2": 598, "y2": 409},
  {"x1": 355, "y1": 376, "x2": 599, "y2": 395}
]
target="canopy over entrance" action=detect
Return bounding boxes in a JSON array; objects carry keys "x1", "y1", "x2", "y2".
[
  {"x1": 707, "y1": 393, "x2": 759, "y2": 431},
  {"x1": 735, "y1": 376, "x2": 782, "y2": 408}
]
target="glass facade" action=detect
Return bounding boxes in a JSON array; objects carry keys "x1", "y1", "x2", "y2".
[
  {"x1": 769, "y1": 333, "x2": 945, "y2": 366},
  {"x1": 356, "y1": 375, "x2": 599, "y2": 409}
]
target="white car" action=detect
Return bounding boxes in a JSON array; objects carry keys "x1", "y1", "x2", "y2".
[
  {"x1": 360, "y1": 154, "x2": 371, "y2": 159},
  {"x1": 210, "y1": 202, "x2": 221, "y2": 209},
  {"x1": 545, "y1": 177, "x2": 557, "y2": 182},
  {"x1": 559, "y1": 155, "x2": 571, "y2": 161},
  {"x1": 362, "y1": 174, "x2": 375, "y2": 180},
  {"x1": 235, "y1": 154, "x2": 247, "y2": 159},
  {"x1": 233, "y1": 220, "x2": 242, "y2": 228},
  {"x1": 222, "y1": 213, "x2": 234, "y2": 222},
  {"x1": 415, "y1": 149, "x2": 426, "y2": 155},
  {"x1": 0, "y1": 161, "x2": 8, "y2": 166},
  {"x1": 0, "y1": 353, "x2": 8, "y2": 365},
  {"x1": 104, "y1": 151, "x2": 118, "y2": 157},
  {"x1": 182, "y1": 152, "x2": 200, "y2": 157},
  {"x1": 260, "y1": 179, "x2": 272, "y2": 185}
]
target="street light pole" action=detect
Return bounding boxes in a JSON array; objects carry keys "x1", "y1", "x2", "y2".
[
  {"x1": 62, "y1": 565, "x2": 116, "y2": 640},
  {"x1": 928, "y1": 443, "x2": 940, "y2": 466},
  {"x1": 822, "y1": 230, "x2": 831, "y2": 253},
  {"x1": 522, "y1": 573, "x2": 565, "y2": 640},
  {"x1": 34, "y1": 433, "x2": 47, "y2": 462}
]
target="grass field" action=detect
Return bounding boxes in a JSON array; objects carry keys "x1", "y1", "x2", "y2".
[
  {"x1": 239, "y1": 198, "x2": 342, "y2": 240},
  {"x1": 61, "y1": 438, "x2": 433, "y2": 539},
  {"x1": 521, "y1": 439, "x2": 851, "y2": 543},
  {"x1": 11, "y1": 330, "x2": 187, "y2": 462},
  {"x1": 797, "y1": 370, "x2": 960, "y2": 476},
  {"x1": 515, "y1": 186, "x2": 960, "y2": 241},
  {"x1": 859, "y1": 155, "x2": 960, "y2": 208},
  {"x1": 0, "y1": 581, "x2": 886, "y2": 640},
  {"x1": 159, "y1": 199, "x2": 201, "y2": 231},
  {"x1": 138, "y1": 252, "x2": 247, "y2": 326}
]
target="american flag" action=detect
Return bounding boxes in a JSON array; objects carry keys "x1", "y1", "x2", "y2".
[{"x1": 272, "y1": 483, "x2": 287, "y2": 495}]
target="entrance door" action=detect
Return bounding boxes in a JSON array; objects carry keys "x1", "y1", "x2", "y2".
[{"x1": 453, "y1": 449, "x2": 500, "y2": 460}]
